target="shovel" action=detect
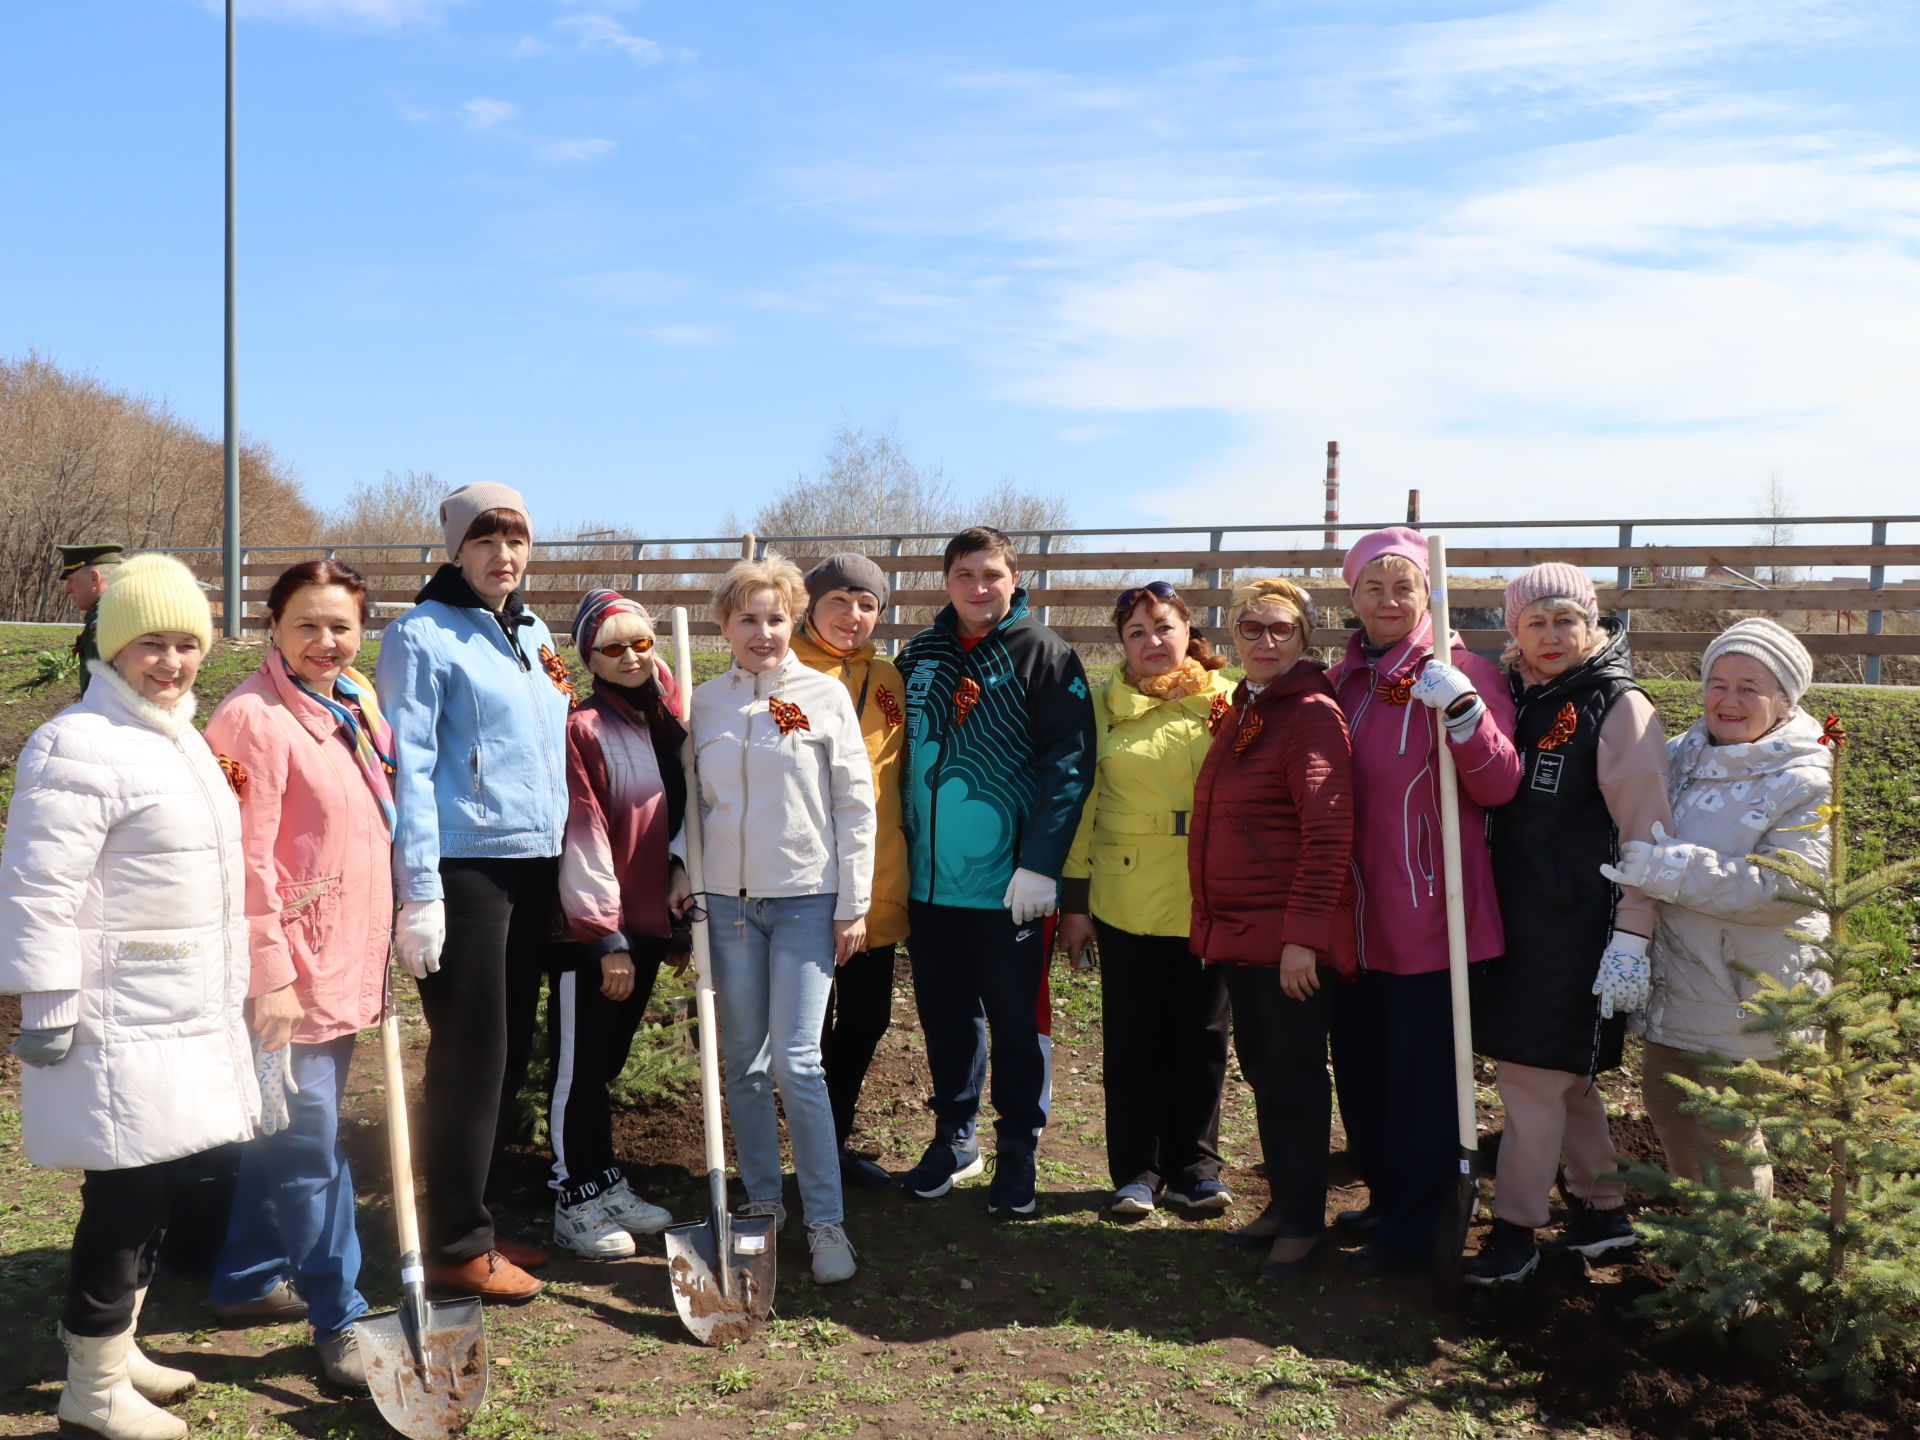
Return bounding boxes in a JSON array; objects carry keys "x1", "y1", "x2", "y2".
[
  {"x1": 662, "y1": 605, "x2": 778, "y2": 1346},
  {"x1": 1425, "y1": 534, "x2": 1482, "y2": 1295},
  {"x1": 354, "y1": 975, "x2": 488, "y2": 1437}
]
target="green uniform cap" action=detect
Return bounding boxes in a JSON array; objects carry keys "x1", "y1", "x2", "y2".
[{"x1": 56, "y1": 543, "x2": 126, "y2": 579}]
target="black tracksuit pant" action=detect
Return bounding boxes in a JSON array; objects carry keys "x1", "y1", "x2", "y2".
[
  {"x1": 821, "y1": 943, "x2": 897, "y2": 1146},
  {"x1": 1221, "y1": 963, "x2": 1335, "y2": 1238},
  {"x1": 63, "y1": 1156, "x2": 203, "y2": 1336},
  {"x1": 1096, "y1": 921, "x2": 1229, "y2": 1192},
  {"x1": 546, "y1": 937, "x2": 668, "y2": 1208},
  {"x1": 415, "y1": 855, "x2": 558, "y2": 1264}
]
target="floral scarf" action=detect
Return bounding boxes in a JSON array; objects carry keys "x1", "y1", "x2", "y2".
[
  {"x1": 1132, "y1": 656, "x2": 1212, "y2": 703},
  {"x1": 282, "y1": 655, "x2": 397, "y2": 835}
]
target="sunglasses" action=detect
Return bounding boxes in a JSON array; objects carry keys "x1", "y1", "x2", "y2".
[
  {"x1": 1235, "y1": 618, "x2": 1300, "y2": 644},
  {"x1": 595, "y1": 636, "x2": 654, "y2": 658},
  {"x1": 1116, "y1": 580, "x2": 1178, "y2": 611}
]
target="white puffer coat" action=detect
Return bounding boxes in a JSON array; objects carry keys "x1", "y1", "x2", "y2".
[
  {"x1": 1638, "y1": 707, "x2": 1833, "y2": 1061},
  {"x1": 0, "y1": 662, "x2": 259, "y2": 1169}
]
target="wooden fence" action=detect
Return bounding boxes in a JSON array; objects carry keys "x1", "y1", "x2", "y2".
[{"x1": 176, "y1": 530, "x2": 1920, "y2": 676}]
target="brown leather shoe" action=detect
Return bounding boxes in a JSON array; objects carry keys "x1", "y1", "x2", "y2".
[
  {"x1": 491, "y1": 1236, "x2": 549, "y2": 1271},
  {"x1": 425, "y1": 1251, "x2": 542, "y2": 1303}
]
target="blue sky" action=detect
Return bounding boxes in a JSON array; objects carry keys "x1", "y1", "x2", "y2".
[{"x1": 5, "y1": 0, "x2": 1920, "y2": 544}]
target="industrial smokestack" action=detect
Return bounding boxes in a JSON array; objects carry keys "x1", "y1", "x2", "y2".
[{"x1": 1324, "y1": 441, "x2": 1340, "y2": 551}]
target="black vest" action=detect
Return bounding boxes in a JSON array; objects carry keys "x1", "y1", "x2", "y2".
[{"x1": 1475, "y1": 619, "x2": 1642, "y2": 1076}]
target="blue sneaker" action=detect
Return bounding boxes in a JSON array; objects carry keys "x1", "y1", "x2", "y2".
[
  {"x1": 1165, "y1": 1179, "x2": 1233, "y2": 1212},
  {"x1": 1110, "y1": 1183, "x2": 1156, "y2": 1215},
  {"x1": 900, "y1": 1139, "x2": 984, "y2": 1198},
  {"x1": 988, "y1": 1150, "x2": 1038, "y2": 1218}
]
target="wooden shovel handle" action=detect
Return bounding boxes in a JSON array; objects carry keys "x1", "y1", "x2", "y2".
[
  {"x1": 670, "y1": 608, "x2": 729, "y2": 1181},
  {"x1": 1427, "y1": 534, "x2": 1479, "y2": 1158},
  {"x1": 379, "y1": 973, "x2": 425, "y2": 1270}
]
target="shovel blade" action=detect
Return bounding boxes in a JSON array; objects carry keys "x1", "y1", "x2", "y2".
[
  {"x1": 355, "y1": 1297, "x2": 488, "y2": 1439},
  {"x1": 664, "y1": 1214, "x2": 777, "y2": 1346}
]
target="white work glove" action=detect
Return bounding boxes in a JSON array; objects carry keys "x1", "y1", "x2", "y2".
[
  {"x1": 254, "y1": 1042, "x2": 301, "y2": 1136},
  {"x1": 11, "y1": 1027, "x2": 75, "y2": 1067},
  {"x1": 1592, "y1": 930, "x2": 1651, "y2": 1019},
  {"x1": 1410, "y1": 660, "x2": 1487, "y2": 742},
  {"x1": 1003, "y1": 868, "x2": 1059, "y2": 927},
  {"x1": 395, "y1": 898, "x2": 446, "y2": 979},
  {"x1": 1600, "y1": 821, "x2": 1698, "y2": 904}
]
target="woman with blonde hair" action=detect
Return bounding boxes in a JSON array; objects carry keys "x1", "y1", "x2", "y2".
[
  {"x1": 690, "y1": 555, "x2": 877, "y2": 1283},
  {"x1": 1189, "y1": 576, "x2": 1358, "y2": 1278},
  {"x1": 1058, "y1": 580, "x2": 1237, "y2": 1217}
]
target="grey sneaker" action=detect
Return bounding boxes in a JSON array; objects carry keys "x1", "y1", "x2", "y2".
[
  {"x1": 735, "y1": 1198, "x2": 788, "y2": 1233},
  {"x1": 808, "y1": 1223, "x2": 857, "y2": 1284},
  {"x1": 317, "y1": 1328, "x2": 368, "y2": 1390},
  {"x1": 211, "y1": 1278, "x2": 307, "y2": 1324}
]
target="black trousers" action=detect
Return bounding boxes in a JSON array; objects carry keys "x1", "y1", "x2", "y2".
[
  {"x1": 415, "y1": 855, "x2": 558, "y2": 1264},
  {"x1": 1328, "y1": 966, "x2": 1458, "y2": 1258},
  {"x1": 64, "y1": 1156, "x2": 203, "y2": 1336},
  {"x1": 1222, "y1": 964, "x2": 1334, "y2": 1238},
  {"x1": 821, "y1": 943, "x2": 897, "y2": 1146},
  {"x1": 907, "y1": 901, "x2": 1051, "y2": 1153},
  {"x1": 546, "y1": 937, "x2": 667, "y2": 1208},
  {"x1": 1097, "y1": 922, "x2": 1229, "y2": 1191}
]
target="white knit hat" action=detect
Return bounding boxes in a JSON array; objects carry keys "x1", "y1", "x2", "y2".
[
  {"x1": 1701, "y1": 617, "x2": 1814, "y2": 705},
  {"x1": 95, "y1": 554, "x2": 214, "y2": 661}
]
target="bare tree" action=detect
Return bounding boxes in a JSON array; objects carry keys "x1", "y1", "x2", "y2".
[{"x1": 1753, "y1": 471, "x2": 1800, "y2": 585}]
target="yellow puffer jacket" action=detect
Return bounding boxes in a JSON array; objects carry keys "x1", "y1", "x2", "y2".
[
  {"x1": 1062, "y1": 665, "x2": 1235, "y2": 938},
  {"x1": 792, "y1": 628, "x2": 911, "y2": 946}
]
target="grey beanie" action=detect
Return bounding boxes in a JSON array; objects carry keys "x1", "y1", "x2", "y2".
[
  {"x1": 1701, "y1": 617, "x2": 1814, "y2": 705},
  {"x1": 440, "y1": 481, "x2": 531, "y2": 559},
  {"x1": 804, "y1": 551, "x2": 890, "y2": 611}
]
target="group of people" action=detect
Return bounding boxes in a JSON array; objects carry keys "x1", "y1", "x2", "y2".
[{"x1": 1, "y1": 498, "x2": 1836, "y2": 1440}]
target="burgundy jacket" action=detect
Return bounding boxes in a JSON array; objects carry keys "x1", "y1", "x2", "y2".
[{"x1": 1188, "y1": 660, "x2": 1359, "y2": 975}]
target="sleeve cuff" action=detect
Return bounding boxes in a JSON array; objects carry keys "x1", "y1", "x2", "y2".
[
  {"x1": 1058, "y1": 877, "x2": 1092, "y2": 915},
  {"x1": 20, "y1": 990, "x2": 80, "y2": 1030},
  {"x1": 1279, "y1": 913, "x2": 1333, "y2": 954},
  {"x1": 583, "y1": 930, "x2": 631, "y2": 960}
]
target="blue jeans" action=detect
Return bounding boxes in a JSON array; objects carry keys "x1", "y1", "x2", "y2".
[
  {"x1": 706, "y1": 894, "x2": 843, "y2": 1228},
  {"x1": 209, "y1": 1035, "x2": 367, "y2": 1340}
]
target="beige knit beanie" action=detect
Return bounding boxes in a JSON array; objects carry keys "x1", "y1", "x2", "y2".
[
  {"x1": 1701, "y1": 617, "x2": 1814, "y2": 705},
  {"x1": 95, "y1": 554, "x2": 214, "y2": 661},
  {"x1": 440, "y1": 482, "x2": 531, "y2": 559}
]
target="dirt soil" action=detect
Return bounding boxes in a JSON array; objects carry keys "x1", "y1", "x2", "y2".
[{"x1": 4, "y1": 977, "x2": 1917, "y2": 1440}]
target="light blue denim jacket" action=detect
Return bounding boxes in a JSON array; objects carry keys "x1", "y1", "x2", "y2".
[{"x1": 375, "y1": 572, "x2": 571, "y2": 902}]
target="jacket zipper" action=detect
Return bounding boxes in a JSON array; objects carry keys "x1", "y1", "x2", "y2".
[
  {"x1": 736, "y1": 667, "x2": 760, "y2": 899},
  {"x1": 178, "y1": 732, "x2": 251, "y2": 1101}
]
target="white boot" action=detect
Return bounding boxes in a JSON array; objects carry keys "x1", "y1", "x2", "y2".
[
  {"x1": 57, "y1": 1327, "x2": 189, "y2": 1440},
  {"x1": 125, "y1": 1288, "x2": 196, "y2": 1406}
]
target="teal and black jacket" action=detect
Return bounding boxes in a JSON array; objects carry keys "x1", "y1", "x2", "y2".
[{"x1": 897, "y1": 591, "x2": 1097, "y2": 910}]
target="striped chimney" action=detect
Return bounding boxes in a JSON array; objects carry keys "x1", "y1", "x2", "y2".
[{"x1": 1324, "y1": 441, "x2": 1340, "y2": 550}]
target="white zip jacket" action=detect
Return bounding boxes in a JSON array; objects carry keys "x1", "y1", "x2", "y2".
[
  {"x1": 689, "y1": 651, "x2": 876, "y2": 921},
  {"x1": 0, "y1": 662, "x2": 259, "y2": 1170},
  {"x1": 1639, "y1": 707, "x2": 1834, "y2": 1061}
]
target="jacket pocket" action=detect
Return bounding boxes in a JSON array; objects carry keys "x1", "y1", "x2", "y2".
[
  {"x1": 1090, "y1": 841, "x2": 1139, "y2": 877},
  {"x1": 453, "y1": 744, "x2": 492, "y2": 825},
  {"x1": 278, "y1": 876, "x2": 341, "y2": 978},
  {"x1": 106, "y1": 932, "x2": 210, "y2": 1030}
]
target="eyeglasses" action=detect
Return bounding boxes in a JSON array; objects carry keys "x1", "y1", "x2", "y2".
[
  {"x1": 1116, "y1": 580, "x2": 1177, "y2": 611},
  {"x1": 1235, "y1": 618, "x2": 1300, "y2": 644},
  {"x1": 595, "y1": 636, "x2": 654, "y2": 658}
]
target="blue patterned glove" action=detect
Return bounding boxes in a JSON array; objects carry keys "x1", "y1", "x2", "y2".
[
  {"x1": 255, "y1": 1043, "x2": 301, "y2": 1136},
  {"x1": 1592, "y1": 931, "x2": 1651, "y2": 1019}
]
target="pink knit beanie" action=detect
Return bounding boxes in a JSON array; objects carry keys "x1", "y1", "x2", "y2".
[
  {"x1": 1504, "y1": 562, "x2": 1599, "y2": 636},
  {"x1": 1341, "y1": 526, "x2": 1430, "y2": 588},
  {"x1": 440, "y1": 481, "x2": 532, "y2": 559}
]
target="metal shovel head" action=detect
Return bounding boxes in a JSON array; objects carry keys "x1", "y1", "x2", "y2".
[
  {"x1": 665, "y1": 1213, "x2": 777, "y2": 1346},
  {"x1": 355, "y1": 1297, "x2": 488, "y2": 1439}
]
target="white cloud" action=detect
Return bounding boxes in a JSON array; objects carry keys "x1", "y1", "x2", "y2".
[
  {"x1": 460, "y1": 97, "x2": 519, "y2": 130},
  {"x1": 538, "y1": 137, "x2": 618, "y2": 165},
  {"x1": 555, "y1": 13, "x2": 663, "y2": 63},
  {"x1": 638, "y1": 324, "x2": 726, "y2": 348}
]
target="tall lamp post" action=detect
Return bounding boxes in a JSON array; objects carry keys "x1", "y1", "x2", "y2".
[{"x1": 222, "y1": 0, "x2": 241, "y2": 637}]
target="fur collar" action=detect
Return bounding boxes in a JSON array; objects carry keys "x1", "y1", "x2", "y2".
[{"x1": 84, "y1": 660, "x2": 199, "y2": 738}]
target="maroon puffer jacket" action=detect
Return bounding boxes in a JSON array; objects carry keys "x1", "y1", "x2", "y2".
[{"x1": 1188, "y1": 659, "x2": 1359, "y2": 975}]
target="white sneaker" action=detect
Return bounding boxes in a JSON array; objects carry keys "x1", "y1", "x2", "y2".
[
  {"x1": 552, "y1": 1197, "x2": 637, "y2": 1260},
  {"x1": 599, "y1": 1179, "x2": 673, "y2": 1236},
  {"x1": 808, "y1": 1223, "x2": 857, "y2": 1284}
]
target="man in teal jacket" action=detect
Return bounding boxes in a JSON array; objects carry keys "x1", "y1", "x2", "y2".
[{"x1": 896, "y1": 526, "x2": 1096, "y2": 1216}]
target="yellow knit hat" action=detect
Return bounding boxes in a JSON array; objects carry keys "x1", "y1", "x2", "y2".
[{"x1": 94, "y1": 554, "x2": 215, "y2": 661}]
